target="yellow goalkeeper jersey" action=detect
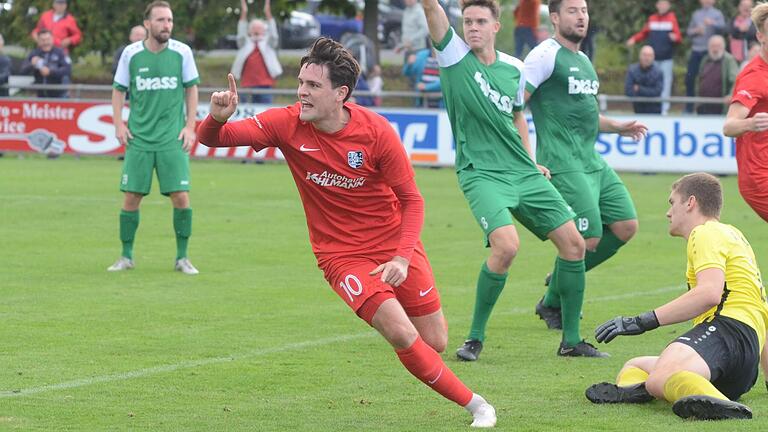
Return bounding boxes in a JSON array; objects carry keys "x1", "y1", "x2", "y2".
[{"x1": 686, "y1": 221, "x2": 768, "y2": 349}]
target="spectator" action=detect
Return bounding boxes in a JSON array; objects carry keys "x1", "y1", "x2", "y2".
[
  {"x1": 0, "y1": 34, "x2": 10, "y2": 97},
  {"x1": 112, "y1": 25, "x2": 148, "y2": 77},
  {"x1": 695, "y1": 34, "x2": 738, "y2": 115},
  {"x1": 740, "y1": 41, "x2": 760, "y2": 71},
  {"x1": 30, "y1": 0, "x2": 82, "y2": 54},
  {"x1": 21, "y1": 29, "x2": 71, "y2": 98},
  {"x1": 231, "y1": 0, "x2": 282, "y2": 104},
  {"x1": 513, "y1": 0, "x2": 540, "y2": 58},
  {"x1": 402, "y1": 47, "x2": 442, "y2": 108},
  {"x1": 685, "y1": 0, "x2": 726, "y2": 113},
  {"x1": 626, "y1": 0, "x2": 682, "y2": 115},
  {"x1": 729, "y1": 0, "x2": 757, "y2": 63},
  {"x1": 397, "y1": 0, "x2": 429, "y2": 57},
  {"x1": 351, "y1": 73, "x2": 374, "y2": 107},
  {"x1": 368, "y1": 64, "x2": 383, "y2": 106},
  {"x1": 625, "y1": 45, "x2": 664, "y2": 114}
]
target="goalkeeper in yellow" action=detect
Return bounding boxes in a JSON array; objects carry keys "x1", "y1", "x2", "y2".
[{"x1": 586, "y1": 173, "x2": 768, "y2": 420}]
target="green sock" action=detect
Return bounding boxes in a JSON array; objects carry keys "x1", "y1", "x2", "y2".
[
  {"x1": 543, "y1": 258, "x2": 561, "y2": 308},
  {"x1": 585, "y1": 226, "x2": 626, "y2": 271},
  {"x1": 467, "y1": 262, "x2": 508, "y2": 342},
  {"x1": 119, "y1": 209, "x2": 139, "y2": 259},
  {"x1": 555, "y1": 257, "x2": 586, "y2": 347},
  {"x1": 173, "y1": 207, "x2": 192, "y2": 260}
]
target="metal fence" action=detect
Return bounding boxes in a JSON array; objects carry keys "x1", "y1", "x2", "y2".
[{"x1": 0, "y1": 82, "x2": 731, "y2": 112}]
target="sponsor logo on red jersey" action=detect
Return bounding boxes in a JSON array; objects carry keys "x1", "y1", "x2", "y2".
[{"x1": 305, "y1": 170, "x2": 366, "y2": 189}]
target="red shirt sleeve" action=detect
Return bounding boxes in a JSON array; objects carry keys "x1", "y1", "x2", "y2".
[
  {"x1": 731, "y1": 70, "x2": 763, "y2": 111},
  {"x1": 391, "y1": 178, "x2": 424, "y2": 261},
  {"x1": 197, "y1": 107, "x2": 294, "y2": 151},
  {"x1": 369, "y1": 115, "x2": 421, "y2": 259},
  {"x1": 375, "y1": 116, "x2": 415, "y2": 188},
  {"x1": 66, "y1": 15, "x2": 83, "y2": 46}
]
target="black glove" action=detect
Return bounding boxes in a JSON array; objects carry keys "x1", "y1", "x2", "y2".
[{"x1": 595, "y1": 311, "x2": 660, "y2": 344}]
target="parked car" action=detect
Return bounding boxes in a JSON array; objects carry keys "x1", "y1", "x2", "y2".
[{"x1": 280, "y1": 10, "x2": 321, "y2": 49}]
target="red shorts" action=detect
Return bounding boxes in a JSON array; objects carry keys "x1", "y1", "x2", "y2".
[
  {"x1": 320, "y1": 244, "x2": 441, "y2": 325},
  {"x1": 739, "y1": 179, "x2": 768, "y2": 222}
]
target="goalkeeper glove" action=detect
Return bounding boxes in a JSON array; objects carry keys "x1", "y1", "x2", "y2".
[{"x1": 595, "y1": 311, "x2": 660, "y2": 344}]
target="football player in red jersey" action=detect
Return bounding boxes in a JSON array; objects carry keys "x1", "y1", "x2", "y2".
[
  {"x1": 724, "y1": 2, "x2": 768, "y2": 222},
  {"x1": 197, "y1": 37, "x2": 497, "y2": 428}
]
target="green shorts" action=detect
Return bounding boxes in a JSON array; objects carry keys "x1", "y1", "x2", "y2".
[
  {"x1": 120, "y1": 147, "x2": 190, "y2": 196},
  {"x1": 457, "y1": 167, "x2": 576, "y2": 244},
  {"x1": 550, "y1": 166, "x2": 637, "y2": 239}
]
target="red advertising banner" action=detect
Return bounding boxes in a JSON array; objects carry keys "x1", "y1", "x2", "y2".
[{"x1": 0, "y1": 98, "x2": 283, "y2": 160}]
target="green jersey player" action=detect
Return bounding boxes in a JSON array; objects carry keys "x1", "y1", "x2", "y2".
[
  {"x1": 108, "y1": 0, "x2": 200, "y2": 274},
  {"x1": 524, "y1": 0, "x2": 647, "y2": 330},
  {"x1": 422, "y1": 0, "x2": 607, "y2": 360}
]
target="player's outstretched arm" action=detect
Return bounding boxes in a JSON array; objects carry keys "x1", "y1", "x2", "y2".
[
  {"x1": 210, "y1": 73, "x2": 239, "y2": 123},
  {"x1": 723, "y1": 103, "x2": 768, "y2": 137},
  {"x1": 599, "y1": 115, "x2": 647, "y2": 141},
  {"x1": 596, "y1": 268, "x2": 726, "y2": 343},
  {"x1": 422, "y1": 0, "x2": 450, "y2": 45}
]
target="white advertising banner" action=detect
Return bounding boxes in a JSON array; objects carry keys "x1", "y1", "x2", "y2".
[{"x1": 1, "y1": 98, "x2": 735, "y2": 174}]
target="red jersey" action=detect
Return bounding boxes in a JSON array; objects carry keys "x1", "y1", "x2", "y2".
[
  {"x1": 731, "y1": 55, "x2": 768, "y2": 188},
  {"x1": 198, "y1": 102, "x2": 421, "y2": 263}
]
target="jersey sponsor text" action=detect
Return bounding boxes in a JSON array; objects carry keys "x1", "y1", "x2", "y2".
[
  {"x1": 306, "y1": 170, "x2": 366, "y2": 189},
  {"x1": 568, "y1": 76, "x2": 599, "y2": 95},
  {"x1": 135, "y1": 76, "x2": 179, "y2": 91},
  {"x1": 474, "y1": 71, "x2": 513, "y2": 114}
]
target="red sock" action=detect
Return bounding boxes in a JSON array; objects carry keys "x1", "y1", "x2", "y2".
[{"x1": 395, "y1": 336, "x2": 473, "y2": 406}]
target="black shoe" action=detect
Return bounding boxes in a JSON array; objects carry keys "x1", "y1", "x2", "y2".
[
  {"x1": 585, "y1": 382, "x2": 654, "y2": 404},
  {"x1": 535, "y1": 296, "x2": 562, "y2": 330},
  {"x1": 456, "y1": 339, "x2": 483, "y2": 361},
  {"x1": 672, "y1": 395, "x2": 752, "y2": 420},
  {"x1": 558, "y1": 340, "x2": 609, "y2": 358}
]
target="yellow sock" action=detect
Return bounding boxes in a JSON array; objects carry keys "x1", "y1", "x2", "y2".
[
  {"x1": 663, "y1": 370, "x2": 728, "y2": 402},
  {"x1": 617, "y1": 366, "x2": 649, "y2": 387}
]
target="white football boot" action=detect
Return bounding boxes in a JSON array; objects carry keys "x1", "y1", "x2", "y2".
[
  {"x1": 174, "y1": 258, "x2": 199, "y2": 275},
  {"x1": 107, "y1": 257, "x2": 134, "y2": 272}
]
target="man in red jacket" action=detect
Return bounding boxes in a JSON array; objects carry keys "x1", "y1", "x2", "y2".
[{"x1": 31, "y1": 0, "x2": 82, "y2": 54}]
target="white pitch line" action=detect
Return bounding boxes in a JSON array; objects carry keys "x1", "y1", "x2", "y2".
[
  {"x1": 0, "y1": 332, "x2": 376, "y2": 399},
  {"x1": 1, "y1": 285, "x2": 684, "y2": 398}
]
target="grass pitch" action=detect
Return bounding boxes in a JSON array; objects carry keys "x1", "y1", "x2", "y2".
[{"x1": 1, "y1": 155, "x2": 767, "y2": 431}]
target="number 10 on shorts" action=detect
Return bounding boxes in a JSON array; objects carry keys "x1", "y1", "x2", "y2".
[{"x1": 340, "y1": 274, "x2": 364, "y2": 302}]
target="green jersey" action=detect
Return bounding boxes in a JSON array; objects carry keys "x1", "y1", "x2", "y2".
[
  {"x1": 113, "y1": 39, "x2": 200, "y2": 152},
  {"x1": 524, "y1": 38, "x2": 604, "y2": 174},
  {"x1": 434, "y1": 27, "x2": 534, "y2": 172}
]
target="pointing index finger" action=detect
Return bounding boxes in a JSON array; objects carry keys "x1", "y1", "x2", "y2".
[{"x1": 227, "y1": 73, "x2": 238, "y2": 95}]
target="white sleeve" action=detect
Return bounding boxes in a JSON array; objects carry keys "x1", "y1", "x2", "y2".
[
  {"x1": 113, "y1": 47, "x2": 130, "y2": 89},
  {"x1": 434, "y1": 27, "x2": 469, "y2": 68},
  {"x1": 523, "y1": 42, "x2": 557, "y2": 91},
  {"x1": 181, "y1": 45, "x2": 200, "y2": 85},
  {"x1": 515, "y1": 66, "x2": 525, "y2": 109}
]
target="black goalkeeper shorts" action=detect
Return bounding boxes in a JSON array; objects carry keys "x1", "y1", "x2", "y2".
[{"x1": 672, "y1": 315, "x2": 760, "y2": 401}]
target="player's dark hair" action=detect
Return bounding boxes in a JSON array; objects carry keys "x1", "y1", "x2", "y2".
[
  {"x1": 672, "y1": 173, "x2": 723, "y2": 218},
  {"x1": 462, "y1": 0, "x2": 500, "y2": 20},
  {"x1": 145, "y1": 0, "x2": 171, "y2": 20},
  {"x1": 300, "y1": 37, "x2": 360, "y2": 103},
  {"x1": 549, "y1": 0, "x2": 588, "y2": 14},
  {"x1": 37, "y1": 28, "x2": 52, "y2": 37}
]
